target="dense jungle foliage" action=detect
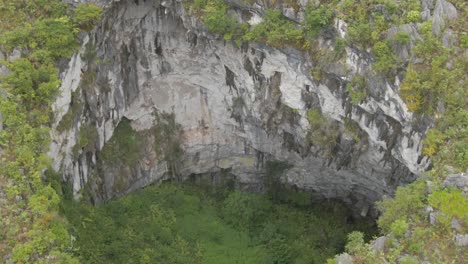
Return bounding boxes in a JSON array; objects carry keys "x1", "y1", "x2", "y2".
[
  {"x1": 0, "y1": 0, "x2": 466, "y2": 263},
  {"x1": 61, "y1": 182, "x2": 376, "y2": 263}
]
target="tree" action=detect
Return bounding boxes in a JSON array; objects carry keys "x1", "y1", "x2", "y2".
[{"x1": 73, "y1": 3, "x2": 103, "y2": 31}]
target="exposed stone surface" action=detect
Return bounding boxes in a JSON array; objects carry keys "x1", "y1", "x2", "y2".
[
  {"x1": 50, "y1": 0, "x2": 431, "y2": 215},
  {"x1": 451, "y1": 218, "x2": 463, "y2": 232},
  {"x1": 453, "y1": 234, "x2": 468, "y2": 247},
  {"x1": 334, "y1": 253, "x2": 353, "y2": 264},
  {"x1": 387, "y1": 24, "x2": 421, "y2": 61},
  {"x1": 372, "y1": 235, "x2": 387, "y2": 252},
  {"x1": 443, "y1": 173, "x2": 468, "y2": 195},
  {"x1": 432, "y1": 0, "x2": 457, "y2": 36}
]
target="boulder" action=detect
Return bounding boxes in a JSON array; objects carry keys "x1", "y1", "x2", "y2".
[
  {"x1": 432, "y1": 0, "x2": 457, "y2": 36},
  {"x1": 443, "y1": 173, "x2": 468, "y2": 195},
  {"x1": 334, "y1": 253, "x2": 353, "y2": 264}
]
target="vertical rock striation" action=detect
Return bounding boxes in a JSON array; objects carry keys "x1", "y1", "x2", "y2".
[{"x1": 50, "y1": 0, "x2": 432, "y2": 215}]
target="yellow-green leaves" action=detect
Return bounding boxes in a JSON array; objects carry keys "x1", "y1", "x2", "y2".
[
  {"x1": 73, "y1": 3, "x2": 103, "y2": 31},
  {"x1": 422, "y1": 129, "x2": 444, "y2": 156}
]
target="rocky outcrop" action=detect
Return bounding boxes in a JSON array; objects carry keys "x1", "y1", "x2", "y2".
[
  {"x1": 50, "y1": 0, "x2": 432, "y2": 215},
  {"x1": 444, "y1": 173, "x2": 468, "y2": 195},
  {"x1": 432, "y1": 0, "x2": 458, "y2": 36}
]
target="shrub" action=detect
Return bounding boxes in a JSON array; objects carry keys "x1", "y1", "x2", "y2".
[
  {"x1": 406, "y1": 10, "x2": 420, "y2": 23},
  {"x1": 373, "y1": 41, "x2": 398, "y2": 76},
  {"x1": 334, "y1": 38, "x2": 346, "y2": 58},
  {"x1": 428, "y1": 190, "x2": 468, "y2": 220},
  {"x1": 100, "y1": 118, "x2": 142, "y2": 166},
  {"x1": 394, "y1": 31, "x2": 411, "y2": 45},
  {"x1": 390, "y1": 219, "x2": 408, "y2": 238},
  {"x1": 72, "y1": 123, "x2": 99, "y2": 156},
  {"x1": 422, "y1": 129, "x2": 444, "y2": 156},
  {"x1": 33, "y1": 17, "x2": 77, "y2": 59},
  {"x1": 346, "y1": 23, "x2": 373, "y2": 48},
  {"x1": 303, "y1": 5, "x2": 333, "y2": 38},
  {"x1": 243, "y1": 9, "x2": 302, "y2": 48},
  {"x1": 73, "y1": 3, "x2": 103, "y2": 31},
  {"x1": 202, "y1": 0, "x2": 237, "y2": 39},
  {"x1": 377, "y1": 180, "x2": 427, "y2": 233},
  {"x1": 222, "y1": 191, "x2": 271, "y2": 230},
  {"x1": 345, "y1": 231, "x2": 365, "y2": 255},
  {"x1": 400, "y1": 256, "x2": 419, "y2": 264},
  {"x1": 346, "y1": 75, "x2": 367, "y2": 105},
  {"x1": 461, "y1": 35, "x2": 468, "y2": 48}
]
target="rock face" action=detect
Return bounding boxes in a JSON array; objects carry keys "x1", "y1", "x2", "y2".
[{"x1": 50, "y1": 0, "x2": 431, "y2": 215}]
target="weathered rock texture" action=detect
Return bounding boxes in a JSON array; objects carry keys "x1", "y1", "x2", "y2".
[{"x1": 50, "y1": 0, "x2": 435, "y2": 215}]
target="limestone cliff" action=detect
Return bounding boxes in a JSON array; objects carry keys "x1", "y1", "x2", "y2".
[{"x1": 49, "y1": 0, "x2": 445, "y2": 215}]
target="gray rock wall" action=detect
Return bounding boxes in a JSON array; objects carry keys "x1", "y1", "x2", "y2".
[{"x1": 50, "y1": 0, "x2": 432, "y2": 215}]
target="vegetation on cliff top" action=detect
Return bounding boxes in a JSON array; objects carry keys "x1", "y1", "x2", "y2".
[{"x1": 0, "y1": 1, "x2": 101, "y2": 262}]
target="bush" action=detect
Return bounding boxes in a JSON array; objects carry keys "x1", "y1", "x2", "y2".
[
  {"x1": 406, "y1": 10, "x2": 420, "y2": 23},
  {"x1": 422, "y1": 129, "x2": 444, "y2": 156},
  {"x1": 307, "y1": 108, "x2": 339, "y2": 156},
  {"x1": 72, "y1": 123, "x2": 99, "y2": 156},
  {"x1": 461, "y1": 35, "x2": 468, "y2": 48},
  {"x1": 346, "y1": 76, "x2": 367, "y2": 105},
  {"x1": 345, "y1": 231, "x2": 365, "y2": 255},
  {"x1": 373, "y1": 41, "x2": 398, "y2": 76},
  {"x1": 376, "y1": 180, "x2": 427, "y2": 233},
  {"x1": 74, "y1": 3, "x2": 103, "y2": 31},
  {"x1": 222, "y1": 191, "x2": 271, "y2": 230},
  {"x1": 100, "y1": 118, "x2": 142, "y2": 166},
  {"x1": 428, "y1": 190, "x2": 468, "y2": 220},
  {"x1": 334, "y1": 38, "x2": 346, "y2": 58},
  {"x1": 346, "y1": 23, "x2": 373, "y2": 48},
  {"x1": 394, "y1": 31, "x2": 411, "y2": 45},
  {"x1": 303, "y1": 5, "x2": 333, "y2": 38},
  {"x1": 390, "y1": 219, "x2": 408, "y2": 238},
  {"x1": 202, "y1": 0, "x2": 237, "y2": 39},
  {"x1": 243, "y1": 9, "x2": 302, "y2": 48},
  {"x1": 34, "y1": 17, "x2": 77, "y2": 59}
]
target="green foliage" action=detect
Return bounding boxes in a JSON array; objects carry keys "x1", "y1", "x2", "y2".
[
  {"x1": 390, "y1": 219, "x2": 408, "y2": 238},
  {"x1": 303, "y1": 5, "x2": 333, "y2": 38},
  {"x1": 406, "y1": 10, "x2": 421, "y2": 23},
  {"x1": 63, "y1": 183, "x2": 376, "y2": 263},
  {"x1": 0, "y1": 0, "x2": 87, "y2": 260},
  {"x1": 152, "y1": 112, "x2": 184, "y2": 178},
  {"x1": 334, "y1": 38, "x2": 346, "y2": 58},
  {"x1": 244, "y1": 9, "x2": 302, "y2": 48},
  {"x1": 307, "y1": 108, "x2": 339, "y2": 156},
  {"x1": 376, "y1": 180, "x2": 427, "y2": 233},
  {"x1": 72, "y1": 123, "x2": 99, "y2": 156},
  {"x1": 346, "y1": 22, "x2": 373, "y2": 48},
  {"x1": 222, "y1": 191, "x2": 271, "y2": 230},
  {"x1": 73, "y1": 3, "x2": 103, "y2": 31},
  {"x1": 3, "y1": 58, "x2": 60, "y2": 109},
  {"x1": 201, "y1": 0, "x2": 238, "y2": 40},
  {"x1": 461, "y1": 34, "x2": 468, "y2": 48},
  {"x1": 33, "y1": 17, "x2": 77, "y2": 59},
  {"x1": 428, "y1": 189, "x2": 468, "y2": 221},
  {"x1": 394, "y1": 31, "x2": 411, "y2": 45},
  {"x1": 100, "y1": 118, "x2": 142, "y2": 166},
  {"x1": 422, "y1": 128, "x2": 444, "y2": 156},
  {"x1": 346, "y1": 75, "x2": 368, "y2": 104},
  {"x1": 345, "y1": 231, "x2": 366, "y2": 255},
  {"x1": 400, "y1": 255, "x2": 419, "y2": 264},
  {"x1": 56, "y1": 90, "x2": 83, "y2": 133},
  {"x1": 373, "y1": 41, "x2": 398, "y2": 76}
]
